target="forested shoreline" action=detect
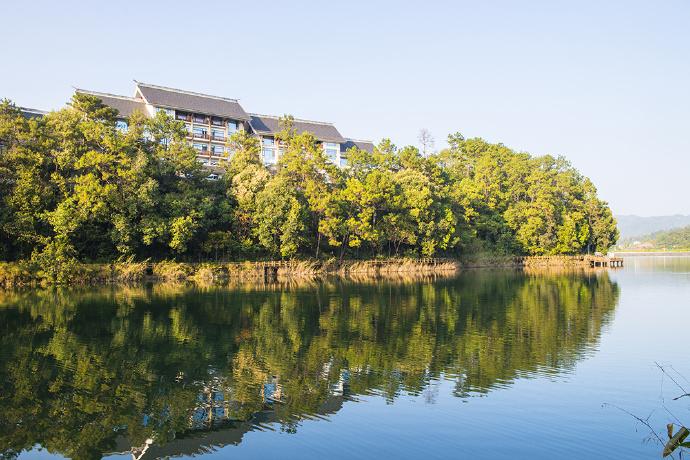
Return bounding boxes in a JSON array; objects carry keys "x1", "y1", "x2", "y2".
[
  {"x1": 617, "y1": 224, "x2": 690, "y2": 251},
  {"x1": 0, "y1": 95, "x2": 618, "y2": 282}
]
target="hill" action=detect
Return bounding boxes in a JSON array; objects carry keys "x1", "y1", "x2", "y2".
[
  {"x1": 617, "y1": 225, "x2": 690, "y2": 251},
  {"x1": 615, "y1": 214, "x2": 690, "y2": 239}
]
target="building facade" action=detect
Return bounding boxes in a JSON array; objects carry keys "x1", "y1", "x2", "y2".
[{"x1": 73, "y1": 81, "x2": 374, "y2": 171}]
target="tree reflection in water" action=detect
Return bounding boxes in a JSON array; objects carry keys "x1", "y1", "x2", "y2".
[{"x1": 0, "y1": 270, "x2": 619, "y2": 460}]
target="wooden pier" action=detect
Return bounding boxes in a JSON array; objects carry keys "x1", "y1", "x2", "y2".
[
  {"x1": 520, "y1": 255, "x2": 624, "y2": 269},
  {"x1": 584, "y1": 255, "x2": 624, "y2": 268}
]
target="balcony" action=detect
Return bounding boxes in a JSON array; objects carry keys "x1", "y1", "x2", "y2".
[
  {"x1": 192, "y1": 132, "x2": 209, "y2": 140},
  {"x1": 211, "y1": 134, "x2": 226, "y2": 142},
  {"x1": 193, "y1": 116, "x2": 209, "y2": 124}
]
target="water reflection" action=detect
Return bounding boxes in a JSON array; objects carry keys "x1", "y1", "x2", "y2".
[
  {"x1": 623, "y1": 254, "x2": 690, "y2": 273},
  {"x1": 0, "y1": 270, "x2": 619, "y2": 460}
]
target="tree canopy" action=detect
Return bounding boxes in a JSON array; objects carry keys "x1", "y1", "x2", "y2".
[{"x1": 0, "y1": 97, "x2": 618, "y2": 270}]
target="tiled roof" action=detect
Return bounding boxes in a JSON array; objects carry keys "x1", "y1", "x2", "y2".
[
  {"x1": 341, "y1": 138, "x2": 375, "y2": 154},
  {"x1": 19, "y1": 107, "x2": 47, "y2": 119},
  {"x1": 248, "y1": 114, "x2": 345, "y2": 143},
  {"x1": 135, "y1": 82, "x2": 250, "y2": 121},
  {"x1": 75, "y1": 89, "x2": 147, "y2": 118}
]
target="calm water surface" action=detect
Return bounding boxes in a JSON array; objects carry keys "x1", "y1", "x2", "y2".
[{"x1": 1, "y1": 257, "x2": 689, "y2": 459}]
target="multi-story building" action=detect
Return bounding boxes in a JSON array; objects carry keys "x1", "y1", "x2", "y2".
[
  {"x1": 76, "y1": 82, "x2": 251, "y2": 169},
  {"x1": 248, "y1": 113, "x2": 347, "y2": 166},
  {"x1": 73, "y1": 81, "x2": 374, "y2": 171},
  {"x1": 340, "y1": 138, "x2": 376, "y2": 167}
]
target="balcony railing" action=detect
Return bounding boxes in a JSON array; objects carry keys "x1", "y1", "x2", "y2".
[
  {"x1": 211, "y1": 134, "x2": 225, "y2": 142},
  {"x1": 193, "y1": 117, "x2": 209, "y2": 124},
  {"x1": 191, "y1": 132, "x2": 209, "y2": 140}
]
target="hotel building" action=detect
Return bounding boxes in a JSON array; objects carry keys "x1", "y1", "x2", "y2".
[{"x1": 73, "y1": 81, "x2": 374, "y2": 170}]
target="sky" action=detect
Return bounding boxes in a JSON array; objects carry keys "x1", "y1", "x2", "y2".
[{"x1": 1, "y1": 0, "x2": 689, "y2": 216}]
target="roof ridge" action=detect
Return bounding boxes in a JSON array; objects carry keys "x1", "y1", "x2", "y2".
[
  {"x1": 249, "y1": 113, "x2": 335, "y2": 126},
  {"x1": 346, "y1": 138, "x2": 374, "y2": 143},
  {"x1": 75, "y1": 88, "x2": 142, "y2": 102},
  {"x1": 20, "y1": 107, "x2": 47, "y2": 114},
  {"x1": 135, "y1": 81, "x2": 240, "y2": 103}
]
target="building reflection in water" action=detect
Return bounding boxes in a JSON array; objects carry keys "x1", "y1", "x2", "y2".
[{"x1": 0, "y1": 270, "x2": 619, "y2": 459}]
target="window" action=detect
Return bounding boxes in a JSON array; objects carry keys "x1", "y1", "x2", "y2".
[
  {"x1": 263, "y1": 147, "x2": 275, "y2": 163},
  {"x1": 115, "y1": 120, "x2": 128, "y2": 132},
  {"x1": 193, "y1": 114, "x2": 208, "y2": 124},
  {"x1": 193, "y1": 127, "x2": 207, "y2": 139},
  {"x1": 193, "y1": 143, "x2": 209, "y2": 153},
  {"x1": 227, "y1": 121, "x2": 238, "y2": 132},
  {"x1": 211, "y1": 144, "x2": 224, "y2": 155},
  {"x1": 211, "y1": 129, "x2": 225, "y2": 141},
  {"x1": 175, "y1": 111, "x2": 190, "y2": 121},
  {"x1": 339, "y1": 157, "x2": 348, "y2": 168},
  {"x1": 211, "y1": 116, "x2": 224, "y2": 126},
  {"x1": 263, "y1": 137, "x2": 274, "y2": 146},
  {"x1": 324, "y1": 143, "x2": 339, "y2": 162},
  {"x1": 326, "y1": 149, "x2": 338, "y2": 162},
  {"x1": 157, "y1": 108, "x2": 174, "y2": 117}
]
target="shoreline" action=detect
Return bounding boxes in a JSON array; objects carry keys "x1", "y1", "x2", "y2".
[
  {"x1": 611, "y1": 251, "x2": 690, "y2": 256},
  {"x1": 0, "y1": 255, "x2": 623, "y2": 288}
]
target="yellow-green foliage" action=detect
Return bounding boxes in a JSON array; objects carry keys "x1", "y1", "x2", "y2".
[
  {"x1": 0, "y1": 261, "x2": 35, "y2": 287},
  {"x1": 152, "y1": 261, "x2": 194, "y2": 281},
  {"x1": 0, "y1": 97, "x2": 618, "y2": 274},
  {"x1": 276, "y1": 260, "x2": 322, "y2": 275},
  {"x1": 112, "y1": 259, "x2": 149, "y2": 282},
  {"x1": 339, "y1": 258, "x2": 458, "y2": 274},
  {"x1": 193, "y1": 264, "x2": 228, "y2": 283}
]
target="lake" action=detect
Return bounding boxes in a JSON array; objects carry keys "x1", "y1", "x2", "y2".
[{"x1": 1, "y1": 257, "x2": 689, "y2": 459}]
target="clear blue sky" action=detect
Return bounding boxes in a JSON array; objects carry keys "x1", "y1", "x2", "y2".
[{"x1": 2, "y1": 0, "x2": 688, "y2": 216}]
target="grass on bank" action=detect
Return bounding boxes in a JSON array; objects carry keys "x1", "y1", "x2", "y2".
[
  {"x1": 0, "y1": 253, "x2": 617, "y2": 288},
  {"x1": 0, "y1": 257, "x2": 462, "y2": 287}
]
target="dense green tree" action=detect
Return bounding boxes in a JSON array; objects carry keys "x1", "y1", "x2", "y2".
[
  {"x1": 441, "y1": 135, "x2": 617, "y2": 255},
  {"x1": 254, "y1": 175, "x2": 308, "y2": 258},
  {"x1": 0, "y1": 97, "x2": 619, "y2": 269},
  {"x1": 274, "y1": 119, "x2": 338, "y2": 257},
  {"x1": 223, "y1": 129, "x2": 268, "y2": 255},
  {"x1": 0, "y1": 100, "x2": 55, "y2": 260}
]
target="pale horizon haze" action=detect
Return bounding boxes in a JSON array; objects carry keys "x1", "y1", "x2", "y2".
[{"x1": 1, "y1": 0, "x2": 688, "y2": 216}]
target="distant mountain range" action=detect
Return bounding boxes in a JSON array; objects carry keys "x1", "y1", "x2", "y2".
[
  {"x1": 616, "y1": 225, "x2": 690, "y2": 250},
  {"x1": 615, "y1": 214, "x2": 690, "y2": 240}
]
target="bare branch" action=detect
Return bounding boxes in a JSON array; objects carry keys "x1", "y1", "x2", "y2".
[
  {"x1": 602, "y1": 403, "x2": 667, "y2": 447},
  {"x1": 418, "y1": 128, "x2": 435, "y2": 157},
  {"x1": 656, "y1": 362, "x2": 689, "y2": 401}
]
